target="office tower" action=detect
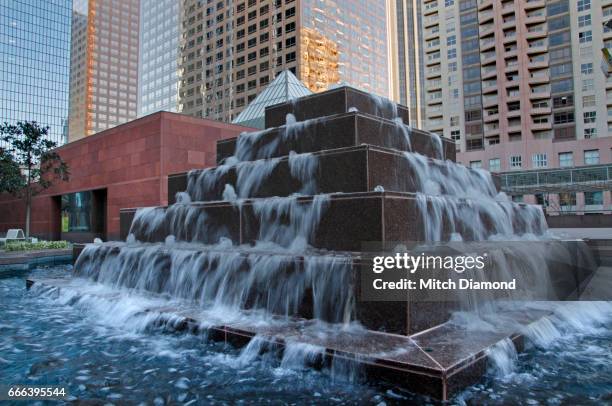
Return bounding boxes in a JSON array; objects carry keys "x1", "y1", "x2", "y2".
[
  {"x1": 68, "y1": 0, "x2": 140, "y2": 142},
  {"x1": 138, "y1": 0, "x2": 181, "y2": 116},
  {"x1": 0, "y1": 0, "x2": 72, "y2": 145},
  {"x1": 410, "y1": 0, "x2": 611, "y2": 213},
  {"x1": 389, "y1": 0, "x2": 426, "y2": 127},
  {"x1": 178, "y1": 0, "x2": 390, "y2": 123}
]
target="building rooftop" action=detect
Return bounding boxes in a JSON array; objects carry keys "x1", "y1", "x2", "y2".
[{"x1": 232, "y1": 70, "x2": 313, "y2": 129}]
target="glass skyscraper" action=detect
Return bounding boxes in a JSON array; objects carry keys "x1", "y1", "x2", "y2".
[
  {"x1": 138, "y1": 0, "x2": 180, "y2": 116},
  {"x1": 0, "y1": 0, "x2": 72, "y2": 145}
]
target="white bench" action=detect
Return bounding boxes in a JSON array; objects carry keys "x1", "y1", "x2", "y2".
[{"x1": 0, "y1": 229, "x2": 26, "y2": 246}]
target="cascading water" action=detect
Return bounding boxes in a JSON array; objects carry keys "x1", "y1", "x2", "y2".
[{"x1": 28, "y1": 88, "x2": 602, "y2": 400}]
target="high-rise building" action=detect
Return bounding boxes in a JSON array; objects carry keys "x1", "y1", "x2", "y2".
[
  {"x1": 138, "y1": 0, "x2": 181, "y2": 116},
  {"x1": 0, "y1": 0, "x2": 72, "y2": 145},
  {"x1": 396, "y1": 0, "x2": 611, "y2": 213},
  {"x1": 178, "y1": 0, "x2": 390, "y2": 124},
  {"x1": 68, "y1": 0, "x2": 140, "y2": 142},
  {"x1": 389, "y1": 0, "x2": 426, "y2": 127}
]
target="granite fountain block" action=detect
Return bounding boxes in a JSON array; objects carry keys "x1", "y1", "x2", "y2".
[
  {"x1": 216, "y1": 112, "x2": 456, "y2": 164},
  {"x1": 169, "y1": 145, "x2": 468, "y2": 204},
  {"x1": 264, "y1": 86, "x2": 410, "y2": 127}
]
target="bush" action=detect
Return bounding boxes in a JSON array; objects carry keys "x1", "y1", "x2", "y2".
[{"x1": 4, "y1": 240, "x2": 70, "y2": 251}]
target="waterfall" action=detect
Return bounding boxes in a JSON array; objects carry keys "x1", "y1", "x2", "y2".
[{"x1": 487, "y1": 338, "x2": 518, "y2": 377}]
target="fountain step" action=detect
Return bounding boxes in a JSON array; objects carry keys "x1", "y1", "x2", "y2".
[
  {"x1": 216, "y1": 112, "x2": 455, "y2": 164},
  {"x1": 264, "y1": 86, "x2": 410, "y2": 128},
  {"x1": 73, "y1": 241, "x2": 596, "y2": 335},
  {"x1": 121, "y1": 192, "x2": 544, "y2": 251},
  {"x1": 25, "y1": 276, "x2": 557, "y2": 400},
  {"x1": 169, "y1": 145, "x2": 499, "y2": 204}
]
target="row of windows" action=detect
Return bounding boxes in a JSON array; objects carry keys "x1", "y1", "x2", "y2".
[{"x1": 469, "y1": 150, "x2": 603, "y2": 172}]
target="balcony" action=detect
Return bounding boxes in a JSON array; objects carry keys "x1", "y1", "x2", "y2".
[
  {"x1": 482, "y1": 80, "x2": 498, "y2": 93},
  {"x1": 478, "y1": 0, "x2": 493, "y2": 11},
  {"x1": 484, "y1": 111, "x2": 499, "y2": 122},
  {"x1": 507, "y1": 109, "x2": 522, "y2": 118},
  {"x1": 525, "y1": 13, "x2": 546, "y2": 25},
  {"x1": 484, "y1": 127, "x2": 500, "y2": 138},
  {"x1": 479, "y1": 10, "x2": 494, "y2": 23},
  {"x1": 481, "y1": 52, "x2": 497, "y2": 65},
  {"x1": 502, "y1": 18, "x2": 516, "y2": 29},
  {"x1": 530, "y1": 89, "x2": 551, "y2": 100},
  {"x1": 526, "y1": 27, "x2": 547, "y2": 40},
  {"x1": 531, "y1": 121, "x2": 552, "y2": 131},
  {"x1": 426, "y1": 67, "x2": 442, "y2": 79},
  {"x1": 503, "y1": 32, "x2": 517, "y2": 44},
  {"x1": 479, "y1": 25, "x2": 495, "y2": 38},
  {"x1": 425, "y1": 29, "x2": 440, "y2": 40},
  {"x1": 531, "y1": 106, "x2": 552, "y2": 115},
  {"x1": 527, "y1": 41, "x2": 548, "y2": 55},
  {"x1": 483, "y1": 95, "x2": 499, "y2": 107},
  {"x1": 480, "y1": 37, "x2": 496, "y2": 51},
  {"x1": 528, "y1": 58, "x2": 548, "y2": 69},
  {"x1": 482, "y1": 66, "x2": 498, "y2": 79},
  {"x1": 524, "y1": 0, "x2": 546, "y2": 10},
  {"x1": 426, "y1": 80, "x2": 442, "y2": 91},
  {"x1": 528, "y1": 73, "x2": 550, "y2": 85}
]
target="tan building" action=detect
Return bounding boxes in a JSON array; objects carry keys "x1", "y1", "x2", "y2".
[
  {"x1": 392, "y1": 0, "x2": 611, "y2": 213},
  {"x1": 178, "y1": 0, "x2": 390, "y2": 123},
  {"x1": 68, "y1": 0, "x2": 140, "y2": 142}
]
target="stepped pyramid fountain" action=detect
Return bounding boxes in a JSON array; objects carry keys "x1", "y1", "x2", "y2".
[{"x1": 32, "y1": 87, "x2": 597, "y2": 400}]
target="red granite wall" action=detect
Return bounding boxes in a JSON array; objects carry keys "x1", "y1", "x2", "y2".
[{"x1": 0, "y1": 112, "x2": 251, "y2": 241}]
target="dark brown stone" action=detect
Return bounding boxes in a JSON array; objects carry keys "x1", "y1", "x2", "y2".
[
  {"x1": 216, "y1": 112, "x2": 456, "y2": 164},
  {"x1": 265, "y1": 86, "x2": 410, "y2": 127}
]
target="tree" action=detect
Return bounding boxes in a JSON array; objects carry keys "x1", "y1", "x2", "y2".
[
  {"x1": 0, "y1": 148, "x2": 23, "y2": 194},
  {"x1": 1, "y1": 121, "x2": 69, "y2": 237}
]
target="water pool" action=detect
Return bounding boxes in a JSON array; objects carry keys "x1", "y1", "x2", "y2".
[{"x1": 1, "y1": 266, "x2": 611, "y2": 405}]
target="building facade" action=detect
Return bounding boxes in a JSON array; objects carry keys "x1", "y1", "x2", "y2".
[
  {"x1": 0, "y1": 112, "x2": 250, "y2": 241},
  {"x1": 389, "y1": 0, "x2": 426, "y2": 127},
  {"x1": 398, "y1": 0, "x2": 612, "y2": 213},
  {"x1": 138, "y1": 0, "x2": 181, "y2": 116},
  {"x1": 68, "y1": 0, "x2": 140, "y2": 142},
  {"x1": 178, "y1": 0, "x2": 390, "y2": 123},
  {"x1": 0, "y1": 0, "x2": 72, "y2": 145}
]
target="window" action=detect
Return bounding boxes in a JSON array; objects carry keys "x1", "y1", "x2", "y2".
[
  {"x1": 445, "y1": 0, "x2": 454, "y2": 6},
  {"x1": 583, "y1": 95, "x2": 596, "y2": 107},
  {"x1": 510, "y1": 155, "x2": 522, "y2": 169},
  {"x1": 581, "y1": 63, "x2": 593, "y2": 75},
  {"x1": 448, "y1": 62, "x2": 457, "y2": 72},
  {"x1": 559, "y1": 193, "x2": 576, "y2": 208},
  {"x1": 489, "y1": 158, "x2": 501, "y2": 172},
  {"x1": 447, "y1": 48, "x2": 456, "y2": 59},
  {"x1": 584, "y1": 191, "x2": 603, "y2": 206},
  {"x1": 559, "y1": 152, "x2": 573, "y2": 167},
  {"x1": 578, "y1": 14, "x2": 591, "y2": 27},
  {"x1": 583, "y1": 111, "x2": 596, "y2": 123},
  {"x1": 584, "y1": 128, "x2": 597, "y2": 138},
  {"x1": 584, "y1": 149, "x2": 599, "y2": 165},
  {"x1": 577, "y1": 0, "x2": 590, "y2": 12},
  {"x1": 450, "y1": 116, "x2": 459, "y2": 126},
  {"x1": 554, "y1": 112, "x2": 574, "y2": 124},
  {"x1": 579, "y1": 30, "x2": 592, "y2": 43},
  {"x1": 470, "y1": 160, "x2": 482, "y2": 169},
  {"x1": 450, "y1": 130, "x2": 460, "y2": 140},
  {"x1": 532, "y1": 153, "x2": 547, "y2": 168},
  {"x1": 447, "y1": 35, "x2": 456, "y2": 46}
]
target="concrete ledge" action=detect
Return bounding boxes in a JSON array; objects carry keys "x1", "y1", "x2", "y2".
[{"x1": 0, "y1": 248, "x2": 72, "y2": 272}]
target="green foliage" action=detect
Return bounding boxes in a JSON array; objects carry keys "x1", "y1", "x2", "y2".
[
  {"x1": 0, "y1": 148, "x2": 24, "y2": 194},
  {"x1": 0, "y1": 121, "x2": 70, "y2": 197},
  {"x1": 4, "y1": 240, "x2": 70, "y2": 251}
]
